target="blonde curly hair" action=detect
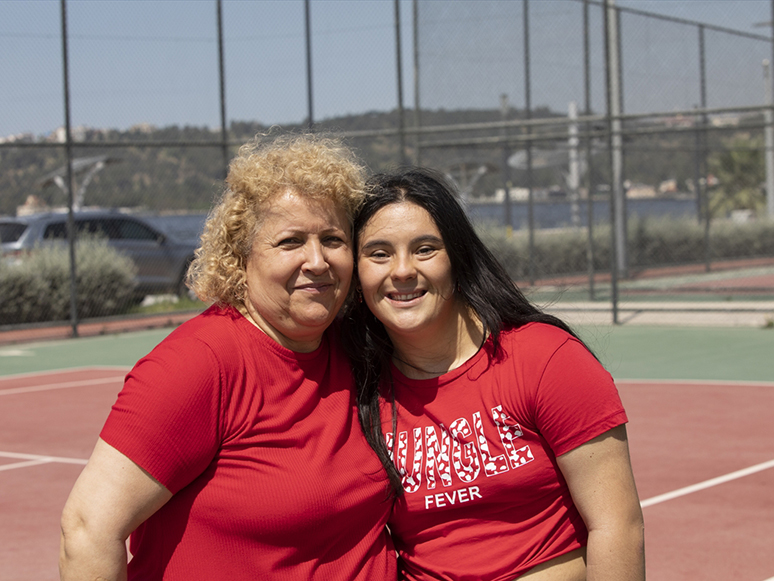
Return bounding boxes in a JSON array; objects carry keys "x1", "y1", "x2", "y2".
[{"x1": 187, "y1": 133, "x2": 366, "y2": 307}]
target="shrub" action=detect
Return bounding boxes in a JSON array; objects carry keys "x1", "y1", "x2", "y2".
[
  {"x1": 0, "y1": 240, "x2": 138, "y2": 325},
  {"x1": 476, "y1": 216, "x2": 774, "y2": 281}
]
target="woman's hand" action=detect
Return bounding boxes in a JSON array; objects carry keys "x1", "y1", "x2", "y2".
[
  {"x1": 557, "y1": 425, "x2": 646, "y2": 581},
  {"x1": 59, "y1": 438, "x2": 173, "y2": 581}
]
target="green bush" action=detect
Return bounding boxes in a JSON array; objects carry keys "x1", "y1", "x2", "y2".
[
  {"x1": 477, "y1": 217, "x2": 774, "y2": 280},
  {"x1": 0, "y1": 240, "x2": 138, "y2": 325}
]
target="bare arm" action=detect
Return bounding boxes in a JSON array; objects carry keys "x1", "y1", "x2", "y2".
[
  {"x1": 557, "y1": 425, "x2": 645, "y2": 581},
  {"x1": 59, "y1": 438, "x2": 173, "y2": 581}
]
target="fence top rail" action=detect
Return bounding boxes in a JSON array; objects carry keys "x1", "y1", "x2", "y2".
[
  {"x1": 583, "y1": 0, "x2": 773, "y2": 43},
  {"x1": 1, "y1": 105, "x2": 770, "y2": 151}
]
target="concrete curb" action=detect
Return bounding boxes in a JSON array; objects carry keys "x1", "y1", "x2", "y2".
[{"x1": 546, "y1": 301, "x2": 774, "y2": 328}]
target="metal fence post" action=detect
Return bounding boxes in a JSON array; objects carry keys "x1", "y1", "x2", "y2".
[
  {"x1": 394, "y1": 0, "x2": 407, "y2": 165},
  {"x1": 501, "y1": 94, "x2": 512, "y2": 235},
  {"x1": 412, "y1": 0, "x2": 421, "y2": 165},
  {"x1": 60, "y1": 0, "x2": 79, "y2": 338},
  {"x1": 523, "y1": 0, "x2": 535, "y2": 285},
  {"x1": 604, "y1": 0, "x2": 622, "y2": 324},
  {"x1": 765, "y1": 59, "x2": 774, "y2": 218},
  {"x1": 697, "y1": 24, "x2": 711, "y2": 272},
  {"x1": 583, "y1": 0, "x2": 596, "y2": 300},
  {"x1": 216, "y1": 0, "x2": 229, "y2": 178},
  {"x1": 304, "y1": 0, "x2": 314, "y2": 131}
]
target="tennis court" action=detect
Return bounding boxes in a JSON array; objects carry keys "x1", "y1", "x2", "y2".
[{"x1": 1, "y1": 322, "x2": 773, "y2": 580}]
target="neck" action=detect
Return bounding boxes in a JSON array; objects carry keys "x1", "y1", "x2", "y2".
[
  {"x1": 389, "y1": 303, "x2": 485, "y2": 380},
  {"x1": 239, "y1": 302, "x2": 323, "y2": 353}
]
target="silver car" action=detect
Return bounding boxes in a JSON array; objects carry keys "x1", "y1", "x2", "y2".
[{"x1": 0, "y1": 209, "x2": 204, "y2": 298}]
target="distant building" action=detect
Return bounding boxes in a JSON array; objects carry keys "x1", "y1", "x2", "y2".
[
  {"x1": 659, "y1": 178, "x2": 678, "y2": 195},
  {"x1": 45, "y1": 125, "x2": 104, "y2": 143},
  {"x1": 0, "y1": 132, "x2": 35, "y2": 144},
  {"x1": 17, "y1": 195, "x2": 50, "y2": 216},
  {"x1": 709, "y1": 114, "x2": 740, "y2": 128},
  {"x1": 129, "y1": 122, "x2": 157, "y2": 134},
  {"x1": 625, "y1": 182, "x2": 658, "y2": 198},
  {"x1": 488, "y1": 187, "x2": 531, "y2": 202}
]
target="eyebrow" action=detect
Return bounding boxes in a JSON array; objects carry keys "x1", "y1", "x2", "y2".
[{"x1": 360, "y1": 234, "x2": 443, "y2": 251}]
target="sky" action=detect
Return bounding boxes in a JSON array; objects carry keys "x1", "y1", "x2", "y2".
[{"x1": 1, "y1": 0, "x2": 772, "y2": 139}]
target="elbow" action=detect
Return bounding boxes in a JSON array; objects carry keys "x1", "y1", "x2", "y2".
[
  {"x1": 632, "y1": 503, "x2": 646, "y2": 545},
  {"x1": 59, "y1": 502, "x2": 87, "y2": 575},
  {"x1": 587, "y1": 505, "x2": 646, "y2": 556},
  {"x1": 620, "y1": 504, "x2": 646, "y2": 551},
  {"x1": 59, "y1": 501, "x2": 123, "y2": 580}
]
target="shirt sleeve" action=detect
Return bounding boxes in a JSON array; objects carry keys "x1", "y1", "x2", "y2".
[
  {"x1": 533, "y1": 337, "x2": 628, "y2": 457},
  {"x1": 100, "y1": 335, "x2": 224, "y2": 494}
]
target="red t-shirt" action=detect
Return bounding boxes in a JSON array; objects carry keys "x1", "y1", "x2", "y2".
[
  {"x1": 384, "y1": 323, "x2": 628, "y2": 581},
  {"x1": 101, "y1": 305, "x2": 396, "y2": 580}
]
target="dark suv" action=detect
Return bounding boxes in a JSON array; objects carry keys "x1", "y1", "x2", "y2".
[{"x1": 0, "y1": 209, "x2": 205, "y2": 298}]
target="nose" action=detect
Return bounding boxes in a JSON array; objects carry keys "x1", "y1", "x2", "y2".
[
  {"x1": 303, "y1": 238, "x2": 329, "y2": 275},
  {"x1": 391, "y1": 252, "x2": 416, "y2": 281}
]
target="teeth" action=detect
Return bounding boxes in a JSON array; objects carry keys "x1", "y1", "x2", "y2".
[{"x1": 390, "y1": 291, "x2": 424, "y2": 301}]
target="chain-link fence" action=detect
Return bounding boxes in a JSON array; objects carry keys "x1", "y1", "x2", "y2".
[
  {"x1": 1, "y1": 0, "x2": 773, "y2": 334},
  {"x1": 411, "y1": 0, "x2": 774, "y2": 323}
]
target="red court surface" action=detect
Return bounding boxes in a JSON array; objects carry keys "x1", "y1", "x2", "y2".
[{"x1": 1, "y1": 369, "x2": 773, "y2": 580}]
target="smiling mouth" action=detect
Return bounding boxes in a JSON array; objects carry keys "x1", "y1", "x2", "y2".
[
  {"x1": 297, "y1": 282, "x2": 333, "y2": 292},
  {"x1": 387, "y1": 290, "x2": 426, "y2": 302}
]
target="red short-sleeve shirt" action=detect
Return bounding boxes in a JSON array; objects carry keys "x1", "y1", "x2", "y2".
[
  {"x1": 383, "y1": 323, "x2": 627, "y2": 580},
  {"x1": 101, "y1": 305, "x2": 396, "y2": 580}
]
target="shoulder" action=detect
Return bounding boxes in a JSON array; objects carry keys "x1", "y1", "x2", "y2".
[
  {"x1": 166, "y1": 304, "x2": 242, "y2": 345},
  {"x1": 499, "y1": 322, "x2": 578, "y2": 357},
  {"x1": 161, "y1": 304, "x2": 252, "y2": 357},
  {"x1": 491, "y1": 322, "x2": 600, "y2": 385},
  {"x1": 128, "y1": 305, "x2": 253, "y2": 390}
]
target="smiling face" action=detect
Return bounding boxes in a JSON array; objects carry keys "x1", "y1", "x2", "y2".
[
  {"x1": 357, "y1": 201, "x2": 459, "y2": 343},
  {"x1": 243, "y1": 189, "x2": 353, "y2": 352}
]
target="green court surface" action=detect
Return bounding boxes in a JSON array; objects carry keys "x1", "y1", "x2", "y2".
[
  {"x1": 577, "y1": 325, "x2": 774, "y2": 383},
  {"x1": 1, "y1": 324, "x2": 772, "y2": 383},
  {"x1": 0, "y1": 328, "x2": 171, "y2": 377}
]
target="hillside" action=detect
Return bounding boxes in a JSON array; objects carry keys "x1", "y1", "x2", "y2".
[{"x1": 0, "y1": 107, "x2": 736, "y2": 216}]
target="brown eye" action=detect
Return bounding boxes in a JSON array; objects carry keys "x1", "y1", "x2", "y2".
[{"x1": 278, "y1": 237, "x2": 302, "y2": 248}]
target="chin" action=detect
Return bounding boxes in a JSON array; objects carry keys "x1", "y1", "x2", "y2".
[
  {"x1": 384, "y1": 318, "x2": 427, "y2": 335},
  {"x1": 293, "y1": 311, "x2": 337, "y2": 330}
]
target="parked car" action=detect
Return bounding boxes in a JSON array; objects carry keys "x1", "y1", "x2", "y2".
[{"x1": 0, "y1": 209, "x2": 204, "y2": 298}]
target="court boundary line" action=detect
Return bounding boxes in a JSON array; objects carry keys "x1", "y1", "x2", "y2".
[
  {"x1": 617, "y1": 378, "x2": 774, "y2": 388},
  {"x1": 0, "y1": 375, "x2": 127, "y2": 396},
  {"x1": 640, "y1": 458, "x2": 774, "y2": 508},
  {"x1": 0, "y1": 459, "x2": 56, "y2": 472},
  {"x1": 0, "y1": 365, "x2": 130, "y2": 381},
  {"x1": 0, "y1": 450, "x2": 88, "y2": 471}
]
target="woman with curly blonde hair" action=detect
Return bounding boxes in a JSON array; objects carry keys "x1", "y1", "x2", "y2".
[{"x1": 60, "y1": 134, "x2": 397, "y2": 581}]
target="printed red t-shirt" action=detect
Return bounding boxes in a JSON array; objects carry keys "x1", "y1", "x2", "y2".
[{"x1": 384, "y1": 322, "x2": 628, "y2": 580}]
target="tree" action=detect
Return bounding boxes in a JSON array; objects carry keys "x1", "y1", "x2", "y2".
[{"x1": 707, "y1": 135, "x2": 765, "y2": 218}]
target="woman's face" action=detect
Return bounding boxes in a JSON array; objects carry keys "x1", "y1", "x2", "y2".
[
  {"x1": 244, "y1": 189, "x2": 353, "y2": 352},
  {"x1": 357, "y1": 201, "x2": 456, "y2": 341}
]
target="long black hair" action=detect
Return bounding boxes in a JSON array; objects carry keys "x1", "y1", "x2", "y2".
[{"x1": 340, "y1": 167, "x2": 587, "y2": 496}]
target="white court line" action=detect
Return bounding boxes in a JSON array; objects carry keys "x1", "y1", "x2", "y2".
[
  {"x1": 0, "y1": 450, "x2": 88, "y2": 468},
  {"x1": 0, "y1": 365, "x2": 130, "y2": 381},
  {"x1": 616, "y1": 378, "x2": 774, "y2": 388},
  {"x1": 641, "y1": 458, "x2": 774, "y2": 508},
  {"x1": 0, "y1": 459, "x2": 54, "y2": 472},
  {"x1": 0, "y1": 375, "x2": 125, "y2": 396}
]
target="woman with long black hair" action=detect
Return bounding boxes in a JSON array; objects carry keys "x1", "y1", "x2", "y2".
[{"x1": 342, "y1": 167, "x2": 644, "y2": 580}]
